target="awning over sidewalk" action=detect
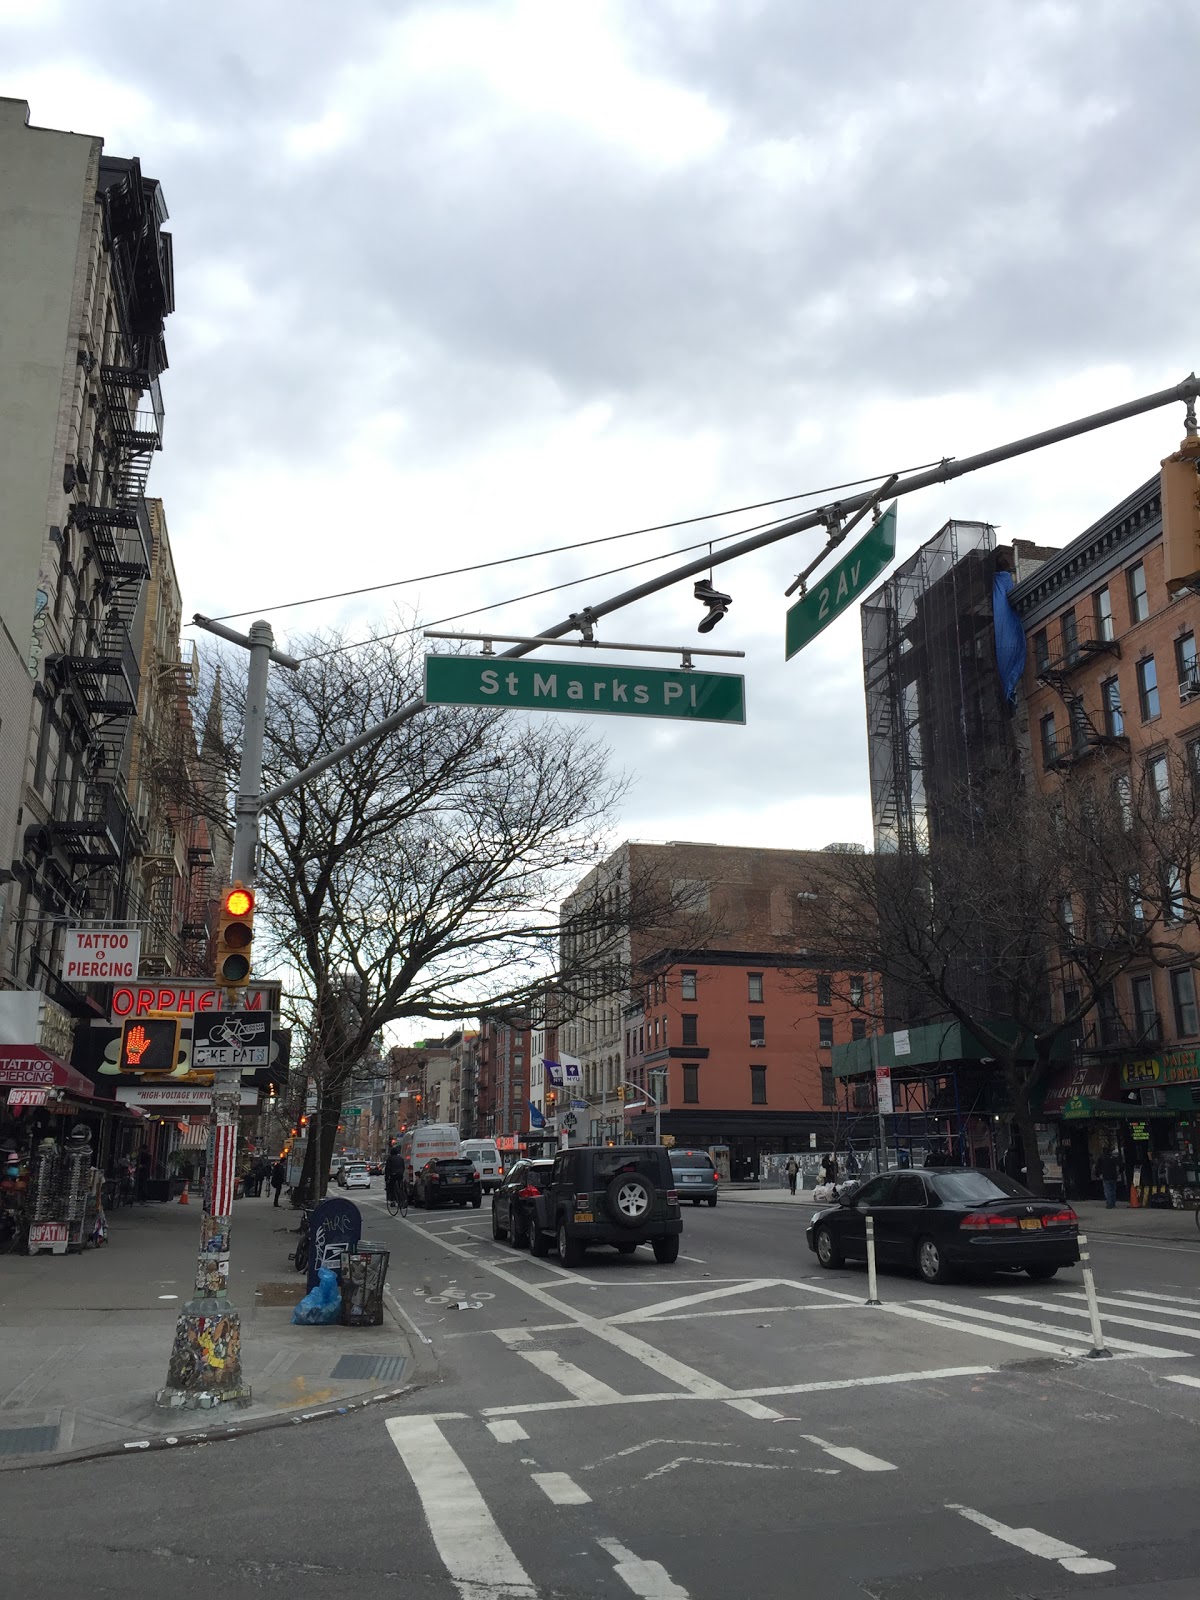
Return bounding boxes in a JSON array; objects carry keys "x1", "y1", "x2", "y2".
[
  {"x1": 831, "y1": 1019, "x2": 1070, "y2": 1079},
  {"x1": 1040, "y1": 1060, "x2": 1177, "y2": 1119},
  {"x1": 0, "y1": 1046, "x2": 94, "y2": 1098}
]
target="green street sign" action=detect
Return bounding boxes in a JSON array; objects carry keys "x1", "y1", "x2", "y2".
[
  {"x1": 425, "y1": 655, "x2": 746, "y2": 725},
  {"x1": 785, "y1": 503, "x2": 897, "y2": 660}
]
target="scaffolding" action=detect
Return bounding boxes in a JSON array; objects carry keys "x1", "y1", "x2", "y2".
[{"x1": 861, "y1": 520, "x2": 1019, "y2": 854}]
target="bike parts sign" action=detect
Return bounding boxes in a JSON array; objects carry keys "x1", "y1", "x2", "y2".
[{"x1": 192, "y1": 1011, "x2": 273, "y2": 1068}]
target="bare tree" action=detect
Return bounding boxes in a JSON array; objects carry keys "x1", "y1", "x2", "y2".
[{"x1": 808, "y1": 770, "x2": 1184, "y2": 1194}]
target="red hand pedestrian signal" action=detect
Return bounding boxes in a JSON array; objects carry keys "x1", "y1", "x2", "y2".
[{"x1": 125, "y1": 1024, "x2": 151, "y2": 1065}]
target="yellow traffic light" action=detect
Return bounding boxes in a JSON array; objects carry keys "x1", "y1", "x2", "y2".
[
  {"x1": 616, "y1": 1083, "x2": 625, "y2": 1101},
  {"x1": 215, "y1": 882, "x2": 256, "y2": 991},
  {"x1": 1162, "y1": 430, "x2": 1200, "y2": 593}
]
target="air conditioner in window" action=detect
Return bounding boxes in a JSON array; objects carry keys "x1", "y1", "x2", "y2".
[{"x1": 1180, "y1": 681, "x2": 1200, "y2": 705}]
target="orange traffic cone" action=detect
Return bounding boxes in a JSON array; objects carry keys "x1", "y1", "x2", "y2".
[
  {"x1": 179, "y1": 1180, "x2": 189, "y2": 1205},
  {"x1": 1129, "y1": 1184, "x2": 1139, "y2": 1208}
]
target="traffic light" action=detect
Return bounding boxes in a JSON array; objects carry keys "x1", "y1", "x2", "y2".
[
  {"x1": 1163, "y1": 429, "x2": 1200, "y2": 593},
  {"x1": 616, "y1": 1083, "x2": 625, "y2": 1101},
  {"x1": 215, "y1": 882, "x2": 256, "y2": 991}
]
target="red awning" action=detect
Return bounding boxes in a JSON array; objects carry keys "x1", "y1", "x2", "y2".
[
  {"x1": 0, "y1": 1046, "x2": 94, "y2": 1099},
  {"x1": 1041, "y1": 1062, "x2": 1120, "y2": 1114}
]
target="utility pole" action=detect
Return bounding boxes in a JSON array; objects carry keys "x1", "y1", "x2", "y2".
[{"x1": 158, "y1": 619, "x2": 298, "y2": 1412}]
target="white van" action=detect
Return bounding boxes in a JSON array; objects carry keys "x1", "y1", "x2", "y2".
[
  {"x1": 400, "y1": 1124, "x2": 462, "y2": 1197},
  {"x1": 461, "y1": 1138, "x2": 505, "y2": 1192}
]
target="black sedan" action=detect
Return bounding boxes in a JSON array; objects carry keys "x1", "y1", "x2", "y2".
[
  {"x1": 491, "y1": 1158, "x2": 555, "y2": 1249},
  {"x1": 415, "y1": 1157, "x2": 482, "y2": 1209},
  {"x1": 805, "y1": 1167, "x2": 1080, "y2": 1284}
]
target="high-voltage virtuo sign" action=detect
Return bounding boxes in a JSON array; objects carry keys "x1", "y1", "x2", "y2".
[
  {"x1": 786, "y1": 503, "x2": 898, "y2": 659},
  {"x1": 425, "y1": 655, "x2": 746, "y2": 725}
]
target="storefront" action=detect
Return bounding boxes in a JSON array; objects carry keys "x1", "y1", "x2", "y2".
[
  {"x1": 0, "y1": 1046, "x2": 109, "y2": 1254},
  {"x1": 1040, "y1": 1059, "x2": 1189, "y2": 1199}
]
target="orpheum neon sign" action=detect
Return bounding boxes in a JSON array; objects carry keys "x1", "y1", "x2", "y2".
[{"x1": 111, "y1": 985, "x2": 275, "y2": 1019}]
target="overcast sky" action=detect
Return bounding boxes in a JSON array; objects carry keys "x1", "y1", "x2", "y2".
[{"x1": 5, "y1": 0, "x2": 1198, "y2": 855}]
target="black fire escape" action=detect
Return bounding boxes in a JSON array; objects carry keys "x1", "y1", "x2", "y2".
[
  {"x1": 1037, "y1": 619, "x2": 1126, "y2": 770},
  {"x1": 180, "y1": 843, "x2": 215, "y2": 974}
]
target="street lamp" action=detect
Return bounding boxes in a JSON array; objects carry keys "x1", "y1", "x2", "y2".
[{"x1": 618, "y1": 1077, "x2": 662, "y2": 1144}]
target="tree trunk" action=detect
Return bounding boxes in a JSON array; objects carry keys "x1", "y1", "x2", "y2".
[
  {"x1": 294, "y1": 1078, "x2": 347, "y2": 1207},
  {"x1": 1003, "y1": 1052, "x2": 1046, "y2": 1197}
]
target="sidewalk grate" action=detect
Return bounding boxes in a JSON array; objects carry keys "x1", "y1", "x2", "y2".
[
  {"x1": 0, "y1": 1424, "x2": 59, "y2": 1456},
  {"x1": 330, "y1": 1354, "x2": 408, "y2": 1382}
]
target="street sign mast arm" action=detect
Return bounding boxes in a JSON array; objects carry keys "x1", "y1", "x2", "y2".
[{"x1": 260, "y1": 371, "x2": 1199, "y2": 804}]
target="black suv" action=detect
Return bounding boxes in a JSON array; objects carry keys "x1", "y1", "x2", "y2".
[
  {"x1": 415, "y1": 1157, "x2": 482, "y2": 1209},
  {"x1": 530, "y1": 1145, "x2": 683, "y2": 1267}
]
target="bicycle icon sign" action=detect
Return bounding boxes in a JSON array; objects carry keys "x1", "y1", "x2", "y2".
[{"x1": 192, "y1": 1010, "x2": 273, "y2": 1068}]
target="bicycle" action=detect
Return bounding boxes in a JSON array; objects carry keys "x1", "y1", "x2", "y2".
[{"x1": 385, "y1": 1175, "x2": 408, "y2": 1218}]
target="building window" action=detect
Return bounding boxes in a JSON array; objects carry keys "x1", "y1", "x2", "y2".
[
  {"x1": 749, "y1": 1016, "x2": 765, "y2": 1048},
  {"x1": 682, "y1": 1063, "x2": 700, "y2": 1104},
  {"x1": 851, "y1": 1019, "x2": 867, "y2": 1041},
  {"x1": 1177, "y1": 632, "x2": 1198, "y2": 693},
  {"x1": 1033, "y1": 629, "x2": 1050, "y2": 673},
  {"x1": 1101, "y1": 676, "x2": 1123, "y2": 738},
  {"x1": 818, "y1": 1017, "x2": 834, "y2": 1049},
  {"x1": 1171, "y1": 969, "x2": 1199, "y2": 1037},
  {"x1": 1128, "y1": 872, "x2": 1144, "y2": 924},
  {"x1": 1131, "y1": 974, "x2": 1158, "y2": 1041},
  {"x1": 750, "y1": 1065, "x2": 767, "y2": 1105},
  {"x1": 1060, "y1": 895, "x2": 1077, "y2": 944},
  {"x1": 747, "y1": 972, "x2": 763, "y2": 1004},
  {"x1": 1148, "y1": 752, "x2": 1172, "y2": 815},
  {"x1": 680, "y1": 969, "x2": 697, "y2": 1001},
  {"x1": 1094, "y1": 586, "x2": 1114, "y2": 642},
  {"x1": 1165, "y1": 864, "x2": 1185, "y2": 924},
  {"x1": 1128, "y1": 562, "x2": 1149, "y2": 624},
  {"x1": 820, "y1": 1067, "x2": 837, "y2": 1106},
  {"x1": 1040, "y1": 712, "x2": 1058, "y2": 769},
  {"x1": 849, "y1": 975, "x2": 864, "y2": 1007},
  {"x1": 681, "y1": 1013, "x2": 698, "y2": 1046},
  {"x1": 816, "y1": 973, "x2": 832, "y2": 1007},
  {"x1": 1115, "y1": 773, "x2": 1133, "y2": 830},
  {"x1": 1137, "y1": 657, "x2": 1160, "y2": 721},
  {"x1": 1060, "y1": 607, "x2": 1079, "y2": 664}
]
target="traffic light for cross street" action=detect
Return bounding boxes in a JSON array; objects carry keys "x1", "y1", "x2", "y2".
[{"x1": 215, "y1": 882, "x2": 256, "y2": 993}]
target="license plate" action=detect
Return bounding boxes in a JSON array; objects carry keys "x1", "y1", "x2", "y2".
[
  {"x1": 683, "y1": 1175, "x2": 701, "y2": 1183},
  {"x1": 575, "y1": 1212, "x2": 593, "y2": 1223},
  {"x1": 448, "y1": 1177, "x2": 464, "y2": 1184},
  {"x1": 1019, "y1": 1217, "x2": 1042, "y2": 1230}
]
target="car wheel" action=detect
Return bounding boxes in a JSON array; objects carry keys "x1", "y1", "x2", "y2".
[
  {"x1": 917, "y1": 1236, "x2": 953, "y2": 1284},
  {"x1": 606, "y1": 1173, "x2": 653, "y2": 1229},
  {"x1": 1025, "y1": 1264, "x2": 1059, "y2": 1281},
  {"x1": 510, "y1": 1212, "x2": 528, "y2": 1250},
  {"x1": 707, "y1": 1196, "x2": 718, "y2": 1208},
  {"x1": 491, "y1": 1205, "x2": 507, "y2": 1241},
  {"x1": 616, "y1": 1242, "x2": 638, "y2": 1254},
  {"x1": 557, "y1": 1222, "x2": 585, "y2": 1268},
  {"x1": 472, "y1": 1197, "x2": 482, "y2": 1209},
  {"x1": 530, "y1": 1224, "x2": 551, "y2": 1257},
  {"x1": 652, "y1": 1236, "x2": 680, "y2": 1265},
  {"x1": 814, "y1": 1225, "x2": 843, "y2": 1269}
]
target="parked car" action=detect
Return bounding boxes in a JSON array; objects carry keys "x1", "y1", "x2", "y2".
[
  {"x1": 462, "y1": 1138, "x2": 506, "y2": 1192},
  {"x1": 368, "y1": 1161, "x2": 383, "y2": 1176},
  {"x1": 530, "y1": 1144, "x2": 683, "y2": 1267},
  {"x1": 415, "y1": 1156, "x2": 482, "y2": 1209},
  {"x1": 491, "y1": 1158, "x2": 555, "y2": 1249},
  {"x1": 806, "y1": 1167, "x2": 1080, "y2": 1284},
  {"x1": 339, "y1": 1163, "x2": 371, "y2": 1190},
  {"x1": 400, "y1": 1125, "x2": 462, "y2": 1200},
  {"x1": 668, "y1": 1147, "x2": 719, "y2": 1206}
]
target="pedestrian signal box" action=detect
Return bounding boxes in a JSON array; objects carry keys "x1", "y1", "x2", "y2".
[{"x1": 118, "y1": 1014, "x2": 181, "y2": 1075}]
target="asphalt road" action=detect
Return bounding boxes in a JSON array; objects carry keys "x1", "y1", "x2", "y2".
[{"x1": 5, "y1": 1194, "x2": 1200, "y2": 1599}]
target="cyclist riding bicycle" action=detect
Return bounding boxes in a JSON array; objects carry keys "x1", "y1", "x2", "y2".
[{"x1": 384, "y1": 1143, "x2": 406, "y2": 1206}]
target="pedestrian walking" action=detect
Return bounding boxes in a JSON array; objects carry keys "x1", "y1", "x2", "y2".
[
  {"x1": 845, "y1": 1147, "x2": 859, "y2": 1177},
  {"x1": 821, "y1": 1152, "x2": 837, "y2": 1186},
  {"x1": 1096, "y1": 1147, "x2": 1119, "y2": 1209},
  {"x1": 785, "y1": 1155, "x2": 799, "y2": 1196},
  {"x1": 271, "y1": 1158, "x2": 286, "y2": 1207}
]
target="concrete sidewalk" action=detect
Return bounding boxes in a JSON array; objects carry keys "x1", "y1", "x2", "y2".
[
  {"x1": 721, "y1": 1184, "x2": 1200, "y2": 1241},
  {"x1": 0, "y1": 1193, "x2": 419, "y2": 1466}
]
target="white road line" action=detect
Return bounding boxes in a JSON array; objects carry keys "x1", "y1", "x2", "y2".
[
  {"x1": 877, "y1": 1301, "x2": 1095, "y2": 1358},
  {"x1": 385, "y1": 1415, "x2": 537, "y2": 1599},
  {"x1": 913, "y1": 1299, "x2": 1189, "y2": 1358},
  {"x1": 521, "y1": 1349, "x2": 623, "y2": 1404},
  {"x1": 947, "y1": 1502, "x2": 1115, "y2": 1575},
  {"x1": 800, "y1": 1433, "x2": 896, "y2": 1472},
  {"x1": 383, "y1": 1287, "x2": 435, "y2": 1346},
  {"x1": 607, "y1": 1279, "x2": 778, "y2": 1325},
  {"x1": 597, "y1": 1535, "x2": 691, "y2": 1598},
  {"x1": 726, "y1": 1399, "x2": 783, "y2": 1419},
  {"x1": 494, "y1": 1328, "x2": 535, "y2": 1345},
  {"x1": 1164, "y1": 1374, "x2": 1200, "y2": 1390},
  {"x1": 481, "y1": 1364, "x2": 995, "y2": 1417},
  {"x1": 532, "y1": 1470, "x2": 591, "y2": 1505},
  {"x1": 1057, "y1": 1290, "x2": 1200, "y2": 1320},
  {"x1": 487, "y1": 1420, "x2": 530, "y2": 1442},
  {"x1": 640, "y1": 1302, "x2": 850, "y2": 1323},
  {"x1": 989, "y1": 1294, "x2": 1200, "y2": 1342}
]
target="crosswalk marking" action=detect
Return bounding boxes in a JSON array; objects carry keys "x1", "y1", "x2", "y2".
[
  {"x1": 487, "y1": 1420, "x2": 529, "y2": 1442},
  {"x1": 947, "y1": 1502, "x2": 1114, "y2": 1575},
  {"x1": 385, "y1": 1415, "x2": 537, "y2": 1599},
  {"x1": 1057, "y1": 1291, "x2": 1200, "y2": 1322},
  {"x1": 1164, "y1": 1374, "x2": 1200, "y2": 1390},
  {"x1": 520, "y1": 1349, "x2": 623, "y2": 1404},
  {"x1": 606, "y1": 1279, "x2": 778, "y2": 1326},
  {"x1": 801, "y1": 1433, "x2": 896, "y2": 1472},
  {"x1": 990, "y1": 1294, "x2": 1200, "y2": 1342},
  {"x1": 532, "y1": 1470, "x2": 591, "y2": 1505},
  {"x1": 879, "y1": 1301, "x2": 1092, "y2": 1357},
  {"x1": 913, "y1": 1299, "x2": 1188, "y2": 1358},
  {"x1": 597, "y1": 1535, "x2": 691, "y2": 1598}
]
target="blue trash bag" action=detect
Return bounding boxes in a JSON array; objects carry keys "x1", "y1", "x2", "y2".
[{"x1": 292, "y1": 1265, "x2": 342, "y2": 1325}]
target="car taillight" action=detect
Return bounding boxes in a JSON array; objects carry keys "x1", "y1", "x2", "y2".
[
  {"x1": 713, "y1": 1171, "x2": 719, "y2": 1182},
  {"x1": 1043, "y1": 1209, "x2": 1078, "y2": 1226},
  {"x1": 667, "y1": 1189, "x2": 679, "y2": 1204},
  {"x1": 518, "y1": 1185, "x2": 540, "y2": 1199},
  {"x1": 428, "y1": 1172, "x2": 440, "y2": 1183},
  {"x1": 960, "y1": 1212, "x2": 1019, "y2": 1229},
  {"x1": 575, "y1": 1192, "x2": 590, "y2": 1210}
]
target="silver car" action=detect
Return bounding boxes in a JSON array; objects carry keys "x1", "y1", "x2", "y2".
[{"x1": 668, "y1": 1147, "x2": 719, "y2": 1206}]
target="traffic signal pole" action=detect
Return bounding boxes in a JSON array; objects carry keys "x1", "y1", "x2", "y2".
[{"x1": 158, "y1": 620, "x2": 298, "y2": 1412}]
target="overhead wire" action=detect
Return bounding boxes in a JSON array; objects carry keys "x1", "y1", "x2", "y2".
[{"x1": 198, "y1": 460, "x2": 946, "y2": 625}]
